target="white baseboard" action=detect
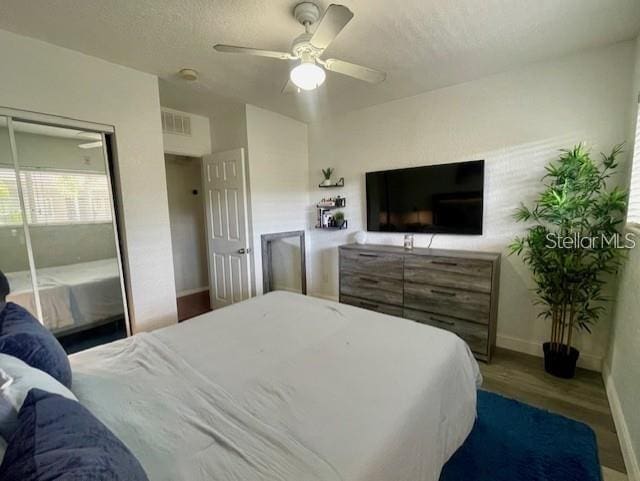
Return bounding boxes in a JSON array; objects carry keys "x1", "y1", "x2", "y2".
[
  {"x1": 177, "y1": 287, "x2": 209, "y2": 298},
  {"x1": 603, "y1": 363, "x2": 640, "y2": 481},
  {"x1": 309, "y1": 292, "x2": 339, "y2": 302},
  {"x1": 496, "y1": 334, "x2": 603, "y2": 372},
  {"x1": 272, "y1": 287, "x2": 303, "y2": 294}
]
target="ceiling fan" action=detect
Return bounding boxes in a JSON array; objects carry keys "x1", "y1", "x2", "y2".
[{"x1": 213, "y1": 3, "x2": 386, "y2": 93}]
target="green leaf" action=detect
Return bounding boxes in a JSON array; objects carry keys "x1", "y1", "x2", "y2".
[{"x1": 510, "y1": 142, "x2": 628, "y2": 336}]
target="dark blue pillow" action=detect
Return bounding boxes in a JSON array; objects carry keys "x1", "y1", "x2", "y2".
[
  {"x1": 0, "y1": 389, "x2": 149, "y2": 481},
  {"x1": 0, "y1": 302, "x2": 72, "y2": 388}
]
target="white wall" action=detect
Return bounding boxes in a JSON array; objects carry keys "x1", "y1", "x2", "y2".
[
  {"x1": 158, "y1": 80, "x2": 248, "y2": 154},
  {"x1": 307, "y1": 41, "x2": 635, "y2": 371},
  {"x1": 245, "y1": 105, "x2": 310, "y2": 295},
  {"x1": 0, "y1": 29, "x2": 177, "y2": 332},
  {"x1": 165, "y1": 154, "x2": 208, "y2": 296},
  {"x1": 605, "y1": 35, "x2": 640, "y2": 481},
  {"x1": 209, "y1": 103, "x2": 249, "y2": 154},
  {"x1": 606, "y1": 236, "x2": 640, "y2": 481},
  {"x1": 161, "y1": 108, "x2": 211, "y2": 157}
]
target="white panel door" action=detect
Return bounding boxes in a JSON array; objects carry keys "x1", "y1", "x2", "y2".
[{"x1": 202, "y1": 148, "x2": 251, "y2": 309}]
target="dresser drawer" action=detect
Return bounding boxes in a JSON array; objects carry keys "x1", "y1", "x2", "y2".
[
  {"x1": 404, "y1": 282, "x2": 491, "y2": 324},
  {"x1": 339, "y1": 248, "x2": 403, "y2": 280},
  {"x1": 404, "y1": 256, "x2": 493, "y2": 293},
  {"x1": 404, "y1": 308, "x2": 489, "y2": 355},
  {"x1": 338, "y1": 244, "x2": 500, "y2": 362},
  {"x1": 340, "y1": 272, "x2": 403, "y2": 306},
  {"x1": 341, "y1": 295, "x2": 404, "y2": 317}
]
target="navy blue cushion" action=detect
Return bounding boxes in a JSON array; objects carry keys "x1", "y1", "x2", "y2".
[
  {"x1": 0, "y1": 303, "x2": 72, "y2": 388},
  {"x1": 0, "y1": 388, "x2": 149, "y2": 481}
]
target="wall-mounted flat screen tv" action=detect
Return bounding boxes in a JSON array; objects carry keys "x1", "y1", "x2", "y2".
[{"x1": 366, "y1": 160, "x2": 484, "y2": 235}]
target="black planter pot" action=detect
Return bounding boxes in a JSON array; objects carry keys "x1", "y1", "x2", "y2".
[{"x1": 543, "y1": 342, "x2": 580, "y2": 379}]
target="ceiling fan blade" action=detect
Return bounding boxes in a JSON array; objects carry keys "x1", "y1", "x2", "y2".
[
  {"x1": 213, "y1": 44, "x2": 294, "y2": 60},
  {"x1": 281, "y1": 78, "x2": 299, "y2": 95},
  {"x1": 309, "y1": 4, "x2": 354, "y2": 50},
  {"x1": 322, "y1": 58, "x2": 387, "y2": 83}
]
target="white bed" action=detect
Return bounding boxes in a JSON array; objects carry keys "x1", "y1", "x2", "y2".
[
  {"x1": 6, "y1": 258, "x2": 123, "y2": 332},
  {"x1": 70, "y1": 291, "x2": 480, "y2": 481}
]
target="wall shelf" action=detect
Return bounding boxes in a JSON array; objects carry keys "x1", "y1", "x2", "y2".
[
  {"x1": 315, "y1": 221, "x2": 348, "y2": 231},
  {"x1": 316, "y1": 196, "x2": 346, "y2": 230},
  {"x1": 316, "y1": 205, "x2": 342, "y2": 210},
  {"x1": 318, "y1": 177, "x2": 344, "y2": 188}
]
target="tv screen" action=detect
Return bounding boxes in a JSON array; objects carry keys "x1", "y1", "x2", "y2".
[{"x1": 366, "y1": 160, "x2": 484, "y2": 235}]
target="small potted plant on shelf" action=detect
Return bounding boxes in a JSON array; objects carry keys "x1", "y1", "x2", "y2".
[
  {"x1": 510, "y1": 143, "x2": 628, "y2": 379},
  {"x1": 321, "y1": 168, "x2": 334, "y2": 186},
  {"x1": 333, "y1": 211, "x2": 346, "y2": 229}
]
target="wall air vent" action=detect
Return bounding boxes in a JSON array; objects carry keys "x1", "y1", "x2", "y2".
[{"x1": 161, "y1": 110, "x2": 192, "y2": 136}]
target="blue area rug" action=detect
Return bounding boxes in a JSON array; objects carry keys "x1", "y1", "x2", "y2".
[{"x1": 440, "y1": 390, "x2": 602, "y2": 481}]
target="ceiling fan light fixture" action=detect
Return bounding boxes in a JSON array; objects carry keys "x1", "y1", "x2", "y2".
[
  {"x1": 290, "y1": 61, "x2": 326, "y2": 91},
  {"x1": 214, "y1": 4, "x2": 386, "y2": 93}
]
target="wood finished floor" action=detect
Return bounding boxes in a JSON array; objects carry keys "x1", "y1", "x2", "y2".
[
  {"x1": 177, "y1": 290, "x2": 212, "y2": 322},
  {"x1": 479, "y1": 348, "x2": 627, "y2": 479}
]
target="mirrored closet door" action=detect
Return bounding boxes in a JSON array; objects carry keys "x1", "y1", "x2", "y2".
[
  {"x1": 0, "y1": 114, "x2": 128, "y2": 353},
  {"x1": 0, "y1": 116, "x2": 36, "y2": 314}
]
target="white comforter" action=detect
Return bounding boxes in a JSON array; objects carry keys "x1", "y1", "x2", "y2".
[{"x1": 71, "y1": 292, "x2": 481, "y2": 481}]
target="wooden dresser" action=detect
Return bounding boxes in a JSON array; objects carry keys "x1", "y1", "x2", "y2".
[{"x1": 339, "y1": 244, "x2": 501, "y2": 362}]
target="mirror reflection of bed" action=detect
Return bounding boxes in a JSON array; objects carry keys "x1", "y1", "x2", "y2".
[
  {"x1": 0, "y1": 117, "x2": 127, "y2": 353},
  {"x1": 5, "y1": 258, "x2": 126, "y2": 351}
]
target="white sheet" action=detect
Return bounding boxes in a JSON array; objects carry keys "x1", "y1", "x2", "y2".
[
  {"x1": 70, "y1": 334, "x2": 340, "y2": 481},
  {"x1": 71, "y1": 292, "x2": 481, "y2": 481},
  {"x1": 5, "y1": 258, "x2": 123, "y2": 330}
]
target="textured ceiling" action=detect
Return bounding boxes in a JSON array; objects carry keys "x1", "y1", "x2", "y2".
[{"x1": 1, "y1": 0, "x2": 639, "y2": 122}]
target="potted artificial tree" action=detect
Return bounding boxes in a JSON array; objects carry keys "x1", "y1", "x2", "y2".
[{"x1": 510, "y1": 144, "x2": 628, "y2": 378}]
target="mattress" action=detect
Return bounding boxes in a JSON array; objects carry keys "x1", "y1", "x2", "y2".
[
  {"x1": 6, "y1": 258, "x2": 123, "y2": 331},
  {"x1": 70, "y1": 291, "x2": 481, "y2": 481}
]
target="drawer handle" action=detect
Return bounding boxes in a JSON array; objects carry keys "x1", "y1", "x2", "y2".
[
  {"x1": 359, "y1": 253, "x2": 379, "y2": 258},
  {"x1": 432, "y1": 260, "x2": 458, "y2": 267},
  {"x1": 359, "y1": 301, "x2": 379, "y2": 309},
  {"x1": 430, "y1": 316, "x2": 455, "y2": 327},
  {"x1": 431, "y1": 289, "x2": 456, "y2": 297},
  {"x1": 359, "y1": 276, "x2": 379, "y2": 284}
]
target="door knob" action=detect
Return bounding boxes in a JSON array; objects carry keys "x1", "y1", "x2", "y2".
[{"x1": 237, "y1": 248, "x2": 251, "y2": 254}]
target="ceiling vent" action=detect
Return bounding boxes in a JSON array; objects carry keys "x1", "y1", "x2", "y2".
[{"x1": 161, "y1": 110, "x2": 192, "y2": 136}]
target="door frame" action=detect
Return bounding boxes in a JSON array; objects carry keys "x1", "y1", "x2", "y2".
[
  {"x1": 0, "y1": 107, "x2": 115, "y2": 134},
  {"x1": 0, "y1": 106, "x2": 131, "y2": 336}
]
